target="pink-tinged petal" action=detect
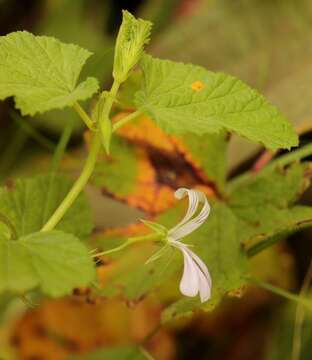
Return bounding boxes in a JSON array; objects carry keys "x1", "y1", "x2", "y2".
[
  {"x1": 170, "y1": 191, "x2": 210, "y2": 240},
  {"x1": 179, "y1": 248, "x2": 199, "y2": 297},
  {"x1": 169, "y1": 188, "x2": 199, "y2": 239}
]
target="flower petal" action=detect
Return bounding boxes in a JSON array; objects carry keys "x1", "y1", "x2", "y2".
[
  {"x1": 170, "y1": 190, "x2": 210, "y2": 240},
  {"x1": 196, "y1": 263, "x2": 212, "y2": 302},
  {"x1": 169, "y1": 188, "x2": 200, "y2": 239},
  {"x1": 187, "y1": 248, "x2": 212, "y2": 288},
  {"x1": 179, "y1": 247, "x2": 199, "y2": 297}
]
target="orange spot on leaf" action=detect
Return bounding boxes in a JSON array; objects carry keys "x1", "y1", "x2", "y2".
[{"x1": 191, "y1": 80, "x2": 204, "y2": 91}]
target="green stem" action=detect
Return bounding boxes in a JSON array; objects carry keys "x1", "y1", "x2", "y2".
[
  {"x1": 247, "y1": 219, "x2": 312, "y2": 258},
  {"x1": 128, "y1": 232, "x2": 164, "y2": 243},
  {"x1": 112, "y1": 110, "x2": 141, "y2": 132},
  {"x1": 41, "y1": 133, "x2": 101, "y2": 232},
  {"x1": 261, "y1": 142, "x2": 312, "y2": 174},
  {"x1": 229, "y1": 142, "x2": 312, "y2": 189},
  {"x1": 42, "y1": 119, "x2": 75, "y2": 226},
  {"x1": 93, "y1": 233, "x2": 163, "y2": 257},
  {"x1": 248, "y1": 277, "x2": 312, "y2": 311},
  {"x1": 98, "y1": 80, "x2": 121, "y2": 148},
  {"x1": 41, "y1": 79, "x2": 122, "y2": 232},
  {"x1": 73, "y1": 102, "x2": 95, "y2": 131},
  {"x1": 50, "y1": 117, "x2": 74, "y2": 173},
  {"x1": 93, "y1": 241, "x2": 132, "y2": 257}
]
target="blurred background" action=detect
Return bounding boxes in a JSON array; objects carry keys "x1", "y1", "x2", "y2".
[{"x1": 0, "y1": 0, "x2": 312, "y2": 359}]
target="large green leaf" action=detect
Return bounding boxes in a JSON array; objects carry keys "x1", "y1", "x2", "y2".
[
  {"x1": 135, "y1": 54, "x2": 298, "y2": 150},
  {"x1": 0, "y1": 31, "x2": 99, "y2": 116},
  {"x1": 151, "y1": 0, "x2": 312, "y2": 168},
  {"x1": 34, "y1": 0, "x2": 114, "y2": 135},
  {"x1": 68, "y1": 346, "x2": 148, "y2": 360},
  {"x1": 0, "y1": 174, "x2": 93, "y2": 238},
  {"x1": 0, "y1": 230, "x2": 96, "y2": 297},
  {"x1": 116, "y1": 71, "x2": 228, "y2": 191},
  {"x1": 229, "y1": 164, "x2": 312, "y2": 244}
]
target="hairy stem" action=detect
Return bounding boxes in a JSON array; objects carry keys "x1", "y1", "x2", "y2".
[{"x1": 41, "y1": 133, "x2": 101, "y2": 232}]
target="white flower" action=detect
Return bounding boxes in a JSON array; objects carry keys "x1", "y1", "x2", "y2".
[
  {"x1": 168, "y1": 188, "x2": 212, "y2": 303},
  {"x1": 146, "y1": 188, "x2": 212, "y2": 303}
]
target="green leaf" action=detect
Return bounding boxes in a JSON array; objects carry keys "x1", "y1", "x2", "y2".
[
  {"x1": 229, "y1": 163, "x2": 307, "y2": 207},
  {"x1": 116, "y1": 71, "x2": 228, "y2": 191},
  {"x1": 0, "y1": 230, "x2": 96, "y2": 297},
  {"x1": 91, "y1": 136, "x2": 138, "y2": 196},
  {"x1": 178, "y1": 132, "x2": 228, "y2": 190},
  {"x1": 113, "y1": 11, "x2": 152, "y2": 82},
  {"x1": 229, "y1": 163, "x2": 312, "y2": 245},
  {"x1": 135, "y1": 54, "x2": 298, "y2": 150},
  {"x1": 67, "y1": 346, "x2": 149, "y2": 360},
  {"x1": 0, "y1": 293, "x2": 13, "y2": 324},
  {"x1": 33, "y1": 0, "x2": 114, "y2": 135},
  {"x1": 0, "y1": 31, "x2": 99, "y2": 116},
  {"x1": 0, "y1": 174, "x2": 93, "y2": 238}
]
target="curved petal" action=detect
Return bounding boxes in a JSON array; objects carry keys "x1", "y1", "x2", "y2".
[
  {"x1": 196, "y1": 264, "x2": 212, "y2": 302},
  {"x1": 169, "y1": 188, "x2": 200, "y2": 239},
  {"x1": 187, "y1": 248, "x2": 212, "y2": 288},
  {"x1": 179, "y1": 247, "x2": 199, "y2": 298},
  {"x1": 170, "y1": 190, "x2": 210, "y2": 240}
]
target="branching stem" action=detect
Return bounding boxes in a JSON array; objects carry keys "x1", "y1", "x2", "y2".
[
  {"x1": 41, "y1": 80, "x2": 124, "y2": 232},
  {"x1": 73, "y1": 102, "x2": 96, "y2": 131},
  {"x1": 113, "y1": 110, "x2": 141, "y2": 131}
]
